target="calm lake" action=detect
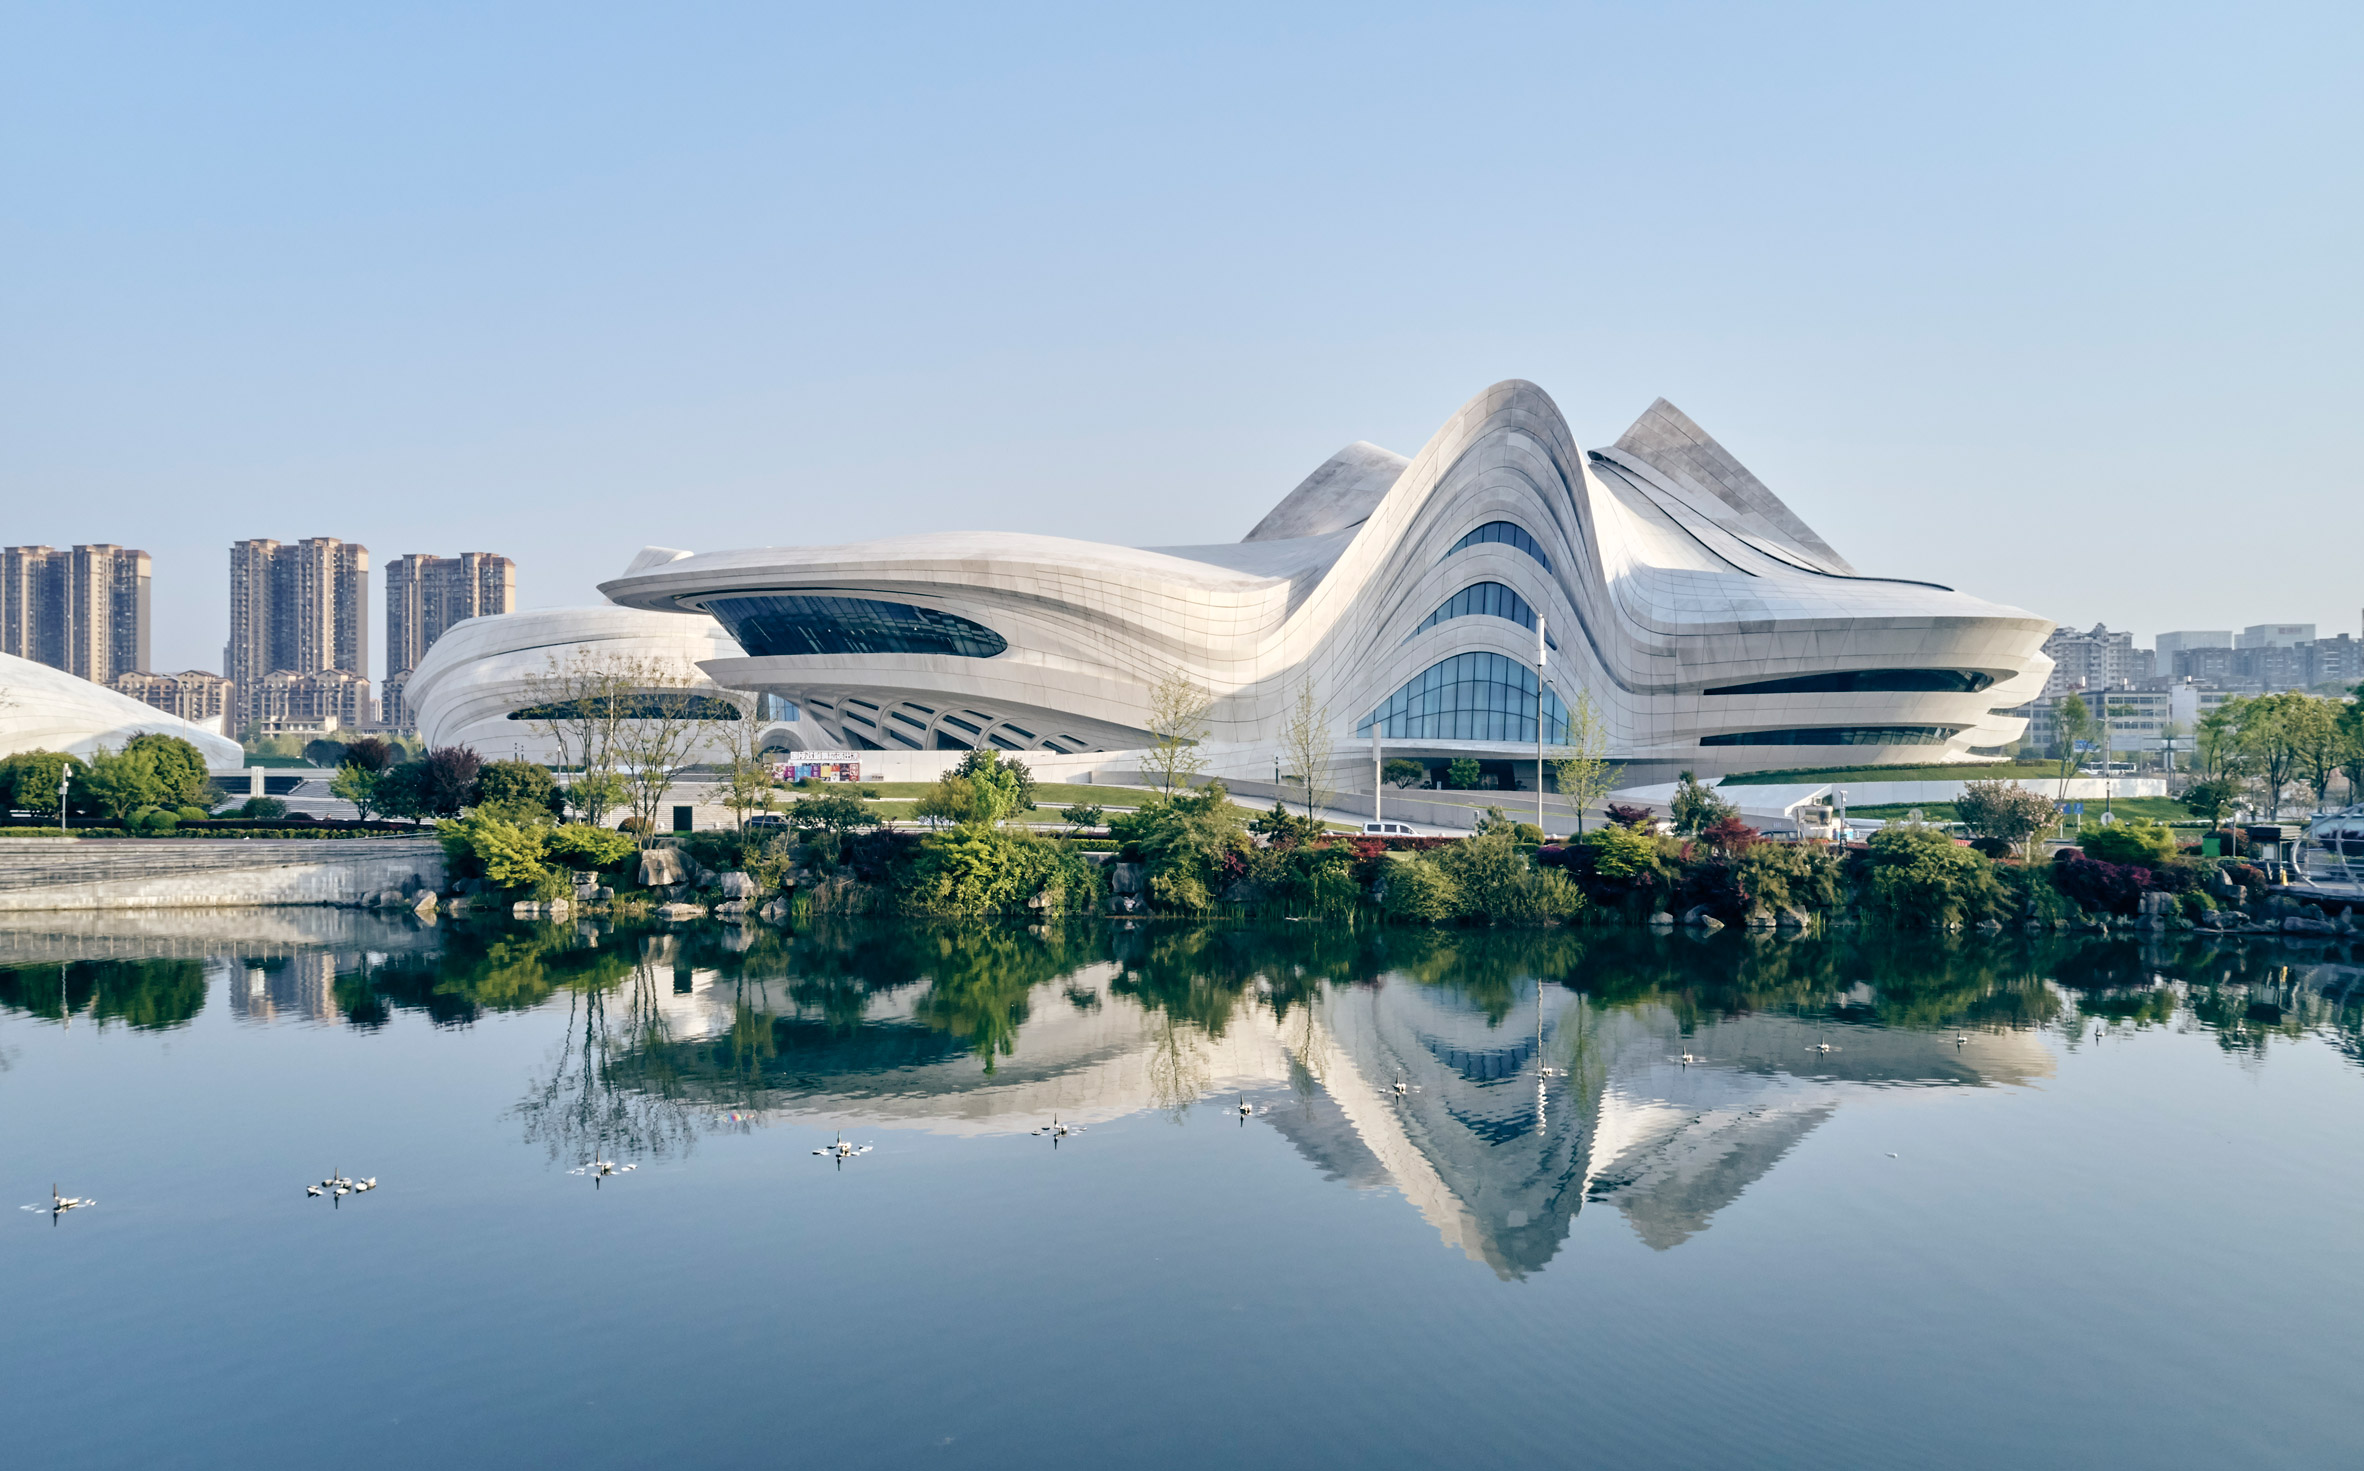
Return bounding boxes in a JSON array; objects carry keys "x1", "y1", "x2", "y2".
[{"x1": 4, "y1": 913, "x2": 2361, "y2": 1469}]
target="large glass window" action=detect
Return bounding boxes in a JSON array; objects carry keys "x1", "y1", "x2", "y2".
[
  {"x1": 704, "y1": 595, "x2": 1007, "y2": 659},
  {"x1": 1356, "y1": 652, "x2": 1569, "y2": 743},
  {"x1": 1406, "y1": 582, "x2": 1558, "y2": 647},
  {"x1": 1442, "y1": 521, "x2": 1550, "y2": 572},
  {"x1": 1703, "y1": 669, "x2": 1996, "y2": 696},
  {"x1": 1699, "y1": 726, "x2": 1960, "y2": 747}
]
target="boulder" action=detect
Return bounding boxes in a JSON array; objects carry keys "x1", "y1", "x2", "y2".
[
  {"x1": 1776, "y1": 907, "x2": 1811, "y2": 930},
  {"x1": 717, "y1": 871, "x2": 757, "y2": 899},
  {"x1": 759, "y1": 898, "x2": 791, "y2": 922},
  {"x1": 1681, "y1": 905, "x2": 1719, "y2": 928},
  {"x1": 593, "y1": 886, "x2": 614, "y2": 903},
  {"x1": 1744, "y1": 907, "x2": 1777, "y2": 930},
  {"x1": 1647, "y1": 910, "x2": 1675, "y2": 929},
  {"x1": 409, "y1": 891, "x2": 438, "y2": 916},
  {"x1": 655, "y1": 902, "x2": 707, "y2": 921},
  {"x1": 1976, "y1": 918, "x2": 2003, "y2": 934},
  {"x1": 713, "y1": 899, "x2": 749, "y2": 917},
  {"x1": 2283, "y1": 915, "x2": 2337, "y2": 935},
  {"x1": 638, "y1": 847, "x2": 686, "y2": 888},
  {"x1": 1111, "y1": 862, "x2": 1146, "y2": 897},
  {"x1": 2138, "y1": 890, "x2": 2176, "y2": 917},
  {"x1": 1111, "y1": 893, "x2": 1144, "y2": 915}
]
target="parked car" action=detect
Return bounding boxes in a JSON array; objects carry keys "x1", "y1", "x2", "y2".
[
  {"x1": 745, "y1": 813, "x2": 790, "y2": 832},
  {"x1": 1361, "y1": 821, "x2": 1418, "y2": 837}
]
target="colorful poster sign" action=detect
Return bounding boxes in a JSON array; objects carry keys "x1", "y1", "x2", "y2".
[{"x1": 772, "y1": 759, "x2": 863, "y2": 784}]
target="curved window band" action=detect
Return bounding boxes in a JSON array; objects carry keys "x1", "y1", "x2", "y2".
[
  {"x1": 1406, "y1": 582, "x2": 1558, "y2": 648},
  {"x1": 704, "y1": 594, "x2": 1007, "y2": 659},
  {"x1": 1700, "y1": 726, "x2": 1961, "y2": 747},
  {"x1": 1442, "y1": 521, "x2": 1550, "y2": 573},
  {"x1": 509, "y1": 695, "x2": 742, "y2": 721},
  {"x1": 1703, "y1": 669, "x2": 1995, "y2": 696},
  {"x1": 1357, "y1": 652, "x2": 1569, "y2": 744}
]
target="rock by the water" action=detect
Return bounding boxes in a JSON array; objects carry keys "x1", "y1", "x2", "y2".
[
  {"x1": 717, "y1": 871, "x2": 757, "y2": 899},
  {"x1": 638, "y1": 847, "x2": 686, "y2": 888}
]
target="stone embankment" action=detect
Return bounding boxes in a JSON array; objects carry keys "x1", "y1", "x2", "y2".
[{"x1": 0, "y1": 838, "x2": 446, "y2": 912}]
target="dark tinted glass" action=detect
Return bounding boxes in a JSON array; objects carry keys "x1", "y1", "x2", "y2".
[
  {"x1": 1700, "y1": 726, "x2": 1960, "y2": 746},
  {"x1": 1407, "y1": 582, "x2": 1557, "y2": 647},
  {"x1": 1704, "y1": 669, "x2": 1995, "y2": 695},
  {"x1": 1442, "y1": 521, "x2": 1550, "y2": 572},
  {"x1": 706, "y1": 595, "x2": 1007, "y2": 659}
]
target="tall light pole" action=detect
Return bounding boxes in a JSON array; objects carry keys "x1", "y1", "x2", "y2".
[
  {"x1": 1535, "y1": 617, "x2": 1547, "y2": 837},
  {"x1": 58, "y1": 767, "x2": 70, "y2": 837}
]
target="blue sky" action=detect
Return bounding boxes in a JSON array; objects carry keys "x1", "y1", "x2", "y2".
[{"x1": 5, "y1": 1, "x2": 2357, "y2": 680}]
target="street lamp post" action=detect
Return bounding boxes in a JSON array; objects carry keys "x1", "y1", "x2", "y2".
[
  {"x1": 1535, "y1": 618, "x2": 1547, "y2": 838},
  {"x1": 58, "y1": 769, "x2": 69, "y2": 837}
]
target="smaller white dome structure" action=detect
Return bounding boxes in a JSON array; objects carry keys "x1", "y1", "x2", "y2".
[
  {"x1": 405, "y1": 606, "x2": 747, "y2": 763},
  {"x1": 0, "y1": 652, "x2": 243, "y2": 766}
]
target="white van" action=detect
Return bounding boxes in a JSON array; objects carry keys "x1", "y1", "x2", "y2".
[{"x1": 1361, "y1": 821, "x2": 1418, "y2": 837}]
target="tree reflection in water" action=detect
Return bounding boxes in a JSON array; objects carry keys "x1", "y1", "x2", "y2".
[
  {"x1": 0, "y1": 959, "x2": 207, "y2": 1031},
  {"x1": 512, "y1": 935, "x2": 702, "y2": 1169}
]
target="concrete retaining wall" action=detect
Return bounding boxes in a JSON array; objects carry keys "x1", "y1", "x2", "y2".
[{"x1": 0, "y1": 838, "x2": 446, "y2": 912}]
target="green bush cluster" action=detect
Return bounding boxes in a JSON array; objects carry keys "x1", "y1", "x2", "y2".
[{"x1": 1378, "y1": 824, "x2": 1584, "y2": 926}]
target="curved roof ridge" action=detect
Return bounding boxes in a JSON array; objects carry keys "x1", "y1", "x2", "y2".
[
  {"x1": 1610, "y1": 398, "x2": 1855, "y2": 575},
  {"x1": 1242, "y1": 440, "x2": 1410, "y2": 543}
]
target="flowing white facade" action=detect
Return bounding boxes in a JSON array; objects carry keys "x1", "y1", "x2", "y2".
[
  {"x1": 0, "y1": 651, "x2": 242, "y2": 766},
  {"x1": 405, "y1": 605, "x2": 748, "y2": 764},
  {"x1": 597, "y1": 382, "x2": 2050, "y2": 780}
]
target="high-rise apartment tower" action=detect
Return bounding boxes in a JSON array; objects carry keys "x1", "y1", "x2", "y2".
[
  {"x1": 0, "y1": 543, "x2": 151, "y2": 683},
  {"x1": 385, "y1": 553, "x2": 515, "y2": 679},
  {"x1": 225, "y1": 537, "x2": 370, "y2": 729}
]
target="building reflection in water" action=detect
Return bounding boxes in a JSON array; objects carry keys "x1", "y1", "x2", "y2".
[{"x1": 576, "y1": 924, "x2": 2059, "y2": 1279}]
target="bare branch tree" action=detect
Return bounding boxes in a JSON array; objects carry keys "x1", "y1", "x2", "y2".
[
  {"x1": 1546, "y1": 689, "x2": 1615, "y2": 836},
  {"x1": 611, "y1": 663, "x2": 734, "y2": 845},
  {"x1": 1279, "y1": 681, "x2": 1333, "y2": 819},
  {"x1": 711, "y1": 690, "x2": 780, "y2": 834},
  {"x1": 1142, "y1": 667, "x2": 1213, "y2": 794},
  {"x1": 519, "y1": 650, "x2": 639, "y2": 825}
]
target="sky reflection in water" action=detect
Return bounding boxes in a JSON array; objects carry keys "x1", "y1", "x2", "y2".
[{"x1": 4, "y1": 913, "x2": 2362, "y2": 1469}]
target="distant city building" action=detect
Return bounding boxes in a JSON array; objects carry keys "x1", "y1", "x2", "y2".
[
  {"x1": 111, "y1": 670, "x2": 236, "y2": 733},
  {"x1": 2040, "y1": 624, "x2": 2149, "y2": 695},
  {"x1": 385, "y1": 553, "x2": 515, "y2": 718},
  {"x1": 379, "y1": 669, "x2": 415, "y2": 732},
  {"x1": 0, "y1": 543, "x2": 151, "y2": 684},
  {"x1": 247, "y1": 667, "x2": 373, "y2": 734},
  {"x1": 2306, "y1": 633, "x2": 2363, "y2": 689},
  {"x1": 2237, "y1": 622, "x2": 2315, "y2": 649},
  {"x1": 2168, "y1": 644, "x2": 2239, "y2": 682},
  {"x1": 227, "y1": 538, "x2": 370, "y2": 730},
  {"x1": 2154, "y1": 630, "x2": 2232, "y2": 659},
  {"x1": 2022, "y1": 681, "x2": 2233, "y2": 761}
]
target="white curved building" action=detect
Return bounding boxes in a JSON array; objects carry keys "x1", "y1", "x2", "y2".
[
  {"x1": 598, "y1": 381, "x2": 2052, "y2": 780},
  {"x1": 404, "y1": 605, "x2": 752, "y2": 763},
  {"x1": 0, "y1": 651, "x2": 242, "y2": 766}
]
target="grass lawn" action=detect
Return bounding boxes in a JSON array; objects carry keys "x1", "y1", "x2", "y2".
[
  {"x1": 1849, "y1": 795, "x2": 2198, "y2": 824},
  {"x1": 1720, "y1": 761, "x2": 2066, "y2": 787}
]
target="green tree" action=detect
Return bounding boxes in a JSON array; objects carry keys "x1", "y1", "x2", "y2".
[
  {"x1": 2338, "y1": 688, "x2": 2364, "y2": 806},
  {"x1": 2195, "y1": 700, "x2": 2243, "y2": 782},
  {"x1": 2285, "y1": 694, "x2": 2347, "y2": 811},
  {"x1": 1108, "y1": 781, "x2": 1247, "y2": 911},
  {"x1": 438, "y1": 810, "x2": 562, "y2": 896},
  {"x1": 123, "y1": 734, "x2": 213, "y2": 809},
  {"x1": 2229, "y1": 691, "x2": 2312, "y2": 818},
  {"x1": 473, "y1": 758, "x2": 563, "y2": 821},
  {"x1": 2054, "y1": 694, "x2": 2096, "y2": 796},
  {"x1": 1860, "y1": 823, "x2": 2003, "y2": 928},
  {"x1": 1060, "y1": 802, "x2": 1105, "y2": 833},
  {"x1": 2179, "y1": 777, "x2": 2240, "y2": 826},
  {"x1": 1382, "y1": 758, "x2": 1427, "y2": 788},
  {"x1": 329, "y1": 762, "x2": 382, "y2": 819},
  {"x1": 1954, "y1": 779, "x2": 2056, "y2": 859},
  {"x1": 0, "y1": 750, "x2": 86, "y2": 815},
  {"x1": 1669, "y1": 771, "x2": 1737, "y2": 837},
  {"x1": 788, "y1": 787, "x2": 882, "y2": 836},
  {"x1": 1446, "y1": 757, "x2": 1482, "y2": 790},
  {"x1": 80, "y1": 744, "x2": 166, "y2": 820}
]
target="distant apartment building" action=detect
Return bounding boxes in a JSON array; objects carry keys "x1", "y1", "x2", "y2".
[
  {"x1": 2040, "y1": 624, "x2": 2151, "y2": 695},
  {"x1": 226, "y1": 538, "x2": 370, "y2": 730},
  {"x1": 2236, "y1": 623, "x2": 2315, "y2": 649},
  {"x1": 2163, "y1": 634, "x2": 2359, "y2": 692},
  {"x1": 247, "y1": 668, "x2": 374, "y2": 733},
  {"x1": 384, "y1": 553, "x2": 514, "y2": 727},
  {"x1": 0, "y1": 543, "x2": 151, "y2": 684},
  {"x1": 2023, "y1": 681, "x2": 2234, "y2": 760},
  {"x1": 112, "y1": 669, "x2": 236, "y2": 732},
  {"x1": 2154, "y1": 630, "x2": 2232, "y2": 660}
]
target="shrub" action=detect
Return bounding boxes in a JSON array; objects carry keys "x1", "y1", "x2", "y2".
[
  {"x1": 1381, "y1": 856, "x2": 1463, "y2": 922},
  {"x1": 2077, "y1": 817, "x2": 2179, "y2": 868},
  {"x1": 908, "y1": 827, "x2": 1100, "y2": 916},
  {"x1": 1669, "y1": 772, "x2": 1737, "y2": 836},
  {"x1": 789, "y1": 788, "x2": 882, "y2": 836},
  {"x1": 1604, "y1": 803, "x2": 1656, "y2": 828},
  {"x1": 543, "y1": 823, "x2": 637, "y2": 872},
  {"x1": 1446, "y1": 758, "x2": 1482, "y2": 790},
  {"x1": 1859, "y1": 823, "x2": 2003, "y2": 928},
  {"x1": 174, "y1": 805, "x2": 210, "y2": 822},
  {"x1": 1996, "y1": 864, "x2": 2075, "y2": 925},
  {"x1": 1434, "y1": 826, "x2": 1585, "y2": 925},
  {"x1": 1383, "y1": 758, "x2": 1427, "y2": 788},
  {"x1": 1954, "y1": 780, "x2": 2057, "y2": 858},
  {"x1": 438, "y1": 810, "x2": 565, "y2": 897},
  {"x1": 1109, "y1": 782, "x2": 1247, "y2": 913},
  {"x1": 473, "y1": 759, "x2": 563, "y2": 820},
  {"x1": 239, "y1": 795, "x2": 289, "y2": 820},
  {"x1": 1587, "y1": 824, "x2": 1663, "y2": 880},
  {"x1": 2049, "y1": 853, "x2": 2153, "y2": 916}
]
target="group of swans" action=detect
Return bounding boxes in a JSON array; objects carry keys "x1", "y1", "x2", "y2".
[
  {"x1": 305, "y1": 1169, "x2": 377, "y2": 1201},
  {"x1": 569, "y1": 1159, "x2": 637, "y2": 1185},
  {"x1": 814, "y1": 1132, "x2": 872, "y2": 1162},
  {"x1": 1032, "y1": 1116, "x2": 1084, "y2": 1141}
]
